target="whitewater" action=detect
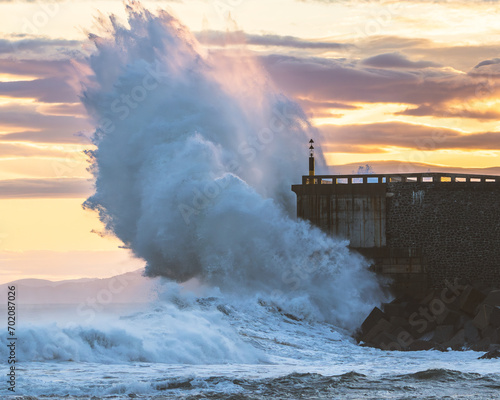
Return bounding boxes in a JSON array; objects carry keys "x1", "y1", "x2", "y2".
[{"x1": 1, "y1": 3, "x2": 500, "y2": 398}]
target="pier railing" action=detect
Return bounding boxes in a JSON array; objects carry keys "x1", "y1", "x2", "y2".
[{"x1": 301, "y1": 173, "x2": 499, "y2": 185}]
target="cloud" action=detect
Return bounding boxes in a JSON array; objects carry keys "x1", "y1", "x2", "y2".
[
  {"x1": 396, "y1": 104, "x2": 500, "y2": 120},
  {"x1": 0, "y1": 143, "x2": 83, "y2": 158},
  {"x1": 0, "y1": 103, "x2": 92, "y2": 143},
  {"x1": 0, "y1": 77, "x2": 78, "y2": 102},
  {"x1": 357, "y1": 36, "x2": 500, "y2": 72},
  {"x1": 0, "y1": 129, "x2": 91, "y2": 144},
  {"x1": 0, "y1": 38, "x2": 80, "y2": 56},
  {"x1": 260, "y1": 54, "x2": 487, "y2": 105},
  {"x1": 470, "y1": 57, "x2": 500, "y2": 77},
  {"x1": 0, "y1": 178, "x2": 92, "y2": 198},
  {"x1": 474, "y1": 58, "x2": 500, "y2": 68},
  {"x1": 0, "y1": 58, "x2": 77, "y2": 77},
  {"x1": 361, "y1": 52, "x2": 440, "y2": 68},
  {"x1": 321, "y1": 121, "x2": 500, "y2": 151},
  {"x1": 197, "y1": 30, "x2": 349, "y2": 50}
]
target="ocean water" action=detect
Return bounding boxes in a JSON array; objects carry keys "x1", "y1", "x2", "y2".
[{"x1": 2, "y1": 292, "x2": 499, "y2": 399}]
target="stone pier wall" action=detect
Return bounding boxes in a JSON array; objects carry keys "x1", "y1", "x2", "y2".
[
  {"x1": 386, "y1": 181, "x2": 500, "y2": 288},
  {"x1": 292, "y1": 173, "x2": 500, "y2": 296}
]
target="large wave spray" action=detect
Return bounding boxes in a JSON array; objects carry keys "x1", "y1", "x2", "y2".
[{"x1": 82, "y1": 3, "x2": 386, "y2": 330}]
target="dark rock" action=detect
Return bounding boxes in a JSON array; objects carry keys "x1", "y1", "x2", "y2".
[
  {"x1": 490, "y1": 306, "x2": 500, "y2": 328},
  {"x1": 473, "y1": 304, "x2": 494, "y2": 330},
  {"x1": 460, "y1": 286, "x2": 486, "y2": 316},
  {"x1": 362, "y1": 318, "x2": 395, "y2": 344},
  {"x1": 484, "y1": 290, "x2": 500, "y2": 307},
  {"x1": 408, "y1": 340, "x2": 439, "y2": 351},
  {"x1": 479, "y1": 349, "x2": 500, "y2": 359},
  {"x1": 382, "y1": 302, "x2": 406, "y2": 318},
  {"x1": 432, "y1": 325, "x2": 455, "y2": 344},
  {"x1": 436, "y1": 308, "x2": 461, "y2": 328},
  {"x1": 471, "y1": 338, "x2": 492, "y2": 352},
  {"x1": 372, "y1": 332, "x2": 400, "y2": 350},
  {"x1": 464, "y1": 320, "x2": 480, "y2": 343},
  {"x1": 456, "y1": 314, "x2": 472, "y2": 330},
  {"x1": 391, "y1": 327, "x2": 415, "y2": 350},
  {"x1": 443, "y1": 329, "x2": 466, "y2": 350},
  {"x1": 361, "y1": 307, "x2": 386, "y2": 335},
  {"x1": 481, "y1": 326, "x2": 500, "y2": 344}
]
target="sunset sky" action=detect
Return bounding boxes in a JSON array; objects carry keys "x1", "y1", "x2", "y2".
[{"x1": 1, "y1": 0, "x2": 500, "y2": 283}]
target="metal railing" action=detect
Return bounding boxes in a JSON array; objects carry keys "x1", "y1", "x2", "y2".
[{"x1": 301, "y1": 173, "x2": 499, "y2": 185}]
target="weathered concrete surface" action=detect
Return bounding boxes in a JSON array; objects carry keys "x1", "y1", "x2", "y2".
[{"x1": 292, "y1": 173, "x2": 500, "y2": 294}]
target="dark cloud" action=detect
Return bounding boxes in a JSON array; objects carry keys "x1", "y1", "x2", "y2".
[
  {"x1": 0, "y1": 77, "x2": 78, "y2": 102},
  {"x1": 0, "y1": 178, "x2": 92, "y2": 199},
  {"x1": 361, "y1": 52, "x2": 440, "y2": 68},
  {"x1": 357, "y1": 36, "x2": 500, "y2": 72},
  {"x1": 396, "y1": 105, "x2": 500, "y2": 120},
  {"x1": 260, "y1": 54, "x2": 488, "y2": 105},
  {"x1": 470, "y1": 58, "x2": 500, "y2": 77},
  {"x1": 0, "y1": 104, "x2": 91, "y2": 143},
  {"x1": 0, "y1": 58, "x2": 77, "y2": 77},
  {"x1": 321, "y1": 121, "x2": 500, "y2": 151},
  {"x1": 197, "y1": 30, "x2": 349, "y2": 50},
  {"x1": 0, "y1": 38, "x2": 80, "y2": 55},
  {"x1": 474, "y1": 58, "x2": 500, "y2": 68}
]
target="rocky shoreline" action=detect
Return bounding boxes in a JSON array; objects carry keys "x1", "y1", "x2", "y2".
[{"x1": 356, "y1": 279, "x2": 500, "y2": 358}]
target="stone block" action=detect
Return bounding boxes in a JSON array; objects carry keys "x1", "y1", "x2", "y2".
[
  {"x1": 471, "y1": 338, "x2": 491, "y2": 352},
  {"x1": 383, "y1": 303, "x2": 407, "y2": 318},
  {"x1": 464, "y1": 320, "x2": 480, "y2": 343},
  {"x1": 481, "y1": 326, "x2": 500, "y2": 344},
  {"x1": 490, "y1": 306, "x2": 500, "y2": 328},
  {"x1": 460, "y1": 286, "x2": 486, "y2": 316},
  {"x1": 473, "y1": 304, "x2": 494, "y2": 330},
  {"x1": 436, "y1": 309, "x2": 461, "y2": 328},
  {"x1": 443, "y1": 329, "x2": 466, "y2": 350},
  {"x1": 361, "y1": 307, "x2": 386, "y2": 335},
  {"x1": 408, "y1": 340, "x2": 436, "y2": 351},
  {"x1": 373, "y1": 332, "x2": 400, "y2": 351},
  {"x1": 432, "y1": 325, "x2": 455, "y2": 344},
  {"x1": 391, "y1": 327, "x2": 415, "y2": 350},
  {"x1": 362, "y1": 318, "x2": 395, "y2": 344},
  {"x1": 484, "y1": 290, "x2": 500, "y2": 307}
]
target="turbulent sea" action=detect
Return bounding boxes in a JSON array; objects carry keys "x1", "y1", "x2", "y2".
[{"x1": 2, "y1": 292, "x2": 500, "y2": 399}]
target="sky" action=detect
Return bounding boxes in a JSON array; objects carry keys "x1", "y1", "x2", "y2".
[{"x1": 1, "y1": 0, "x2": 500, "y2": 283}]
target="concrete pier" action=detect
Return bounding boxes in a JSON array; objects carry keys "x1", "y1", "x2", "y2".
[{"x1": 292, "y1": 173, "x2": 500, "y2": 296}]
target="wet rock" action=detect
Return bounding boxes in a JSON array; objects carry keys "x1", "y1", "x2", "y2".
[
  {"x1": 484, "y1": 290, "x2": 500, "y2": 307},
  {"x1": 432, "y1": 325, "x2": 455, "y2": 344},
  {"x1": 443, "y1": 329, "x2": 466, "y2": 350},
  {"x1": 473, "y1": 304, "x2": 494, "y2": 330},
  {"x1": 361, "y1": 307, "x2": 386, "y2": 336},
  {"x1": 464, "y1": 321, "x2": 480, "y2": 343},
  {"x1": 490, "y1": 306, "x2": 500, "y2": 328},
  {"x1": 363, "y1": 318, "x2": 395, "y2": 344},
  {"x1": 478, "y1": 349, "x2": 500, "y2": 359},
  {"x1": 459, "y1": 286, "x2": 486, "y2": 316}
]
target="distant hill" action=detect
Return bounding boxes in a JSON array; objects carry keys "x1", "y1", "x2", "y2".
[{"x1": 0, "y1": 270, "x2": 159, "y2": 305}]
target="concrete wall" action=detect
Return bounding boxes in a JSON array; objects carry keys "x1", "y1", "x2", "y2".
[
  {"x1": 293, "y1": 181, "x2": 386, "y2": 247},
  {"x1": 292, "y1": 174, "x2": 500, "y2": 295}
]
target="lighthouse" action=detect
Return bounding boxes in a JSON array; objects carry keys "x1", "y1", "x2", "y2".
[{"x1": 309, "y1": 139, "x2": 315, "y2": 176}]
